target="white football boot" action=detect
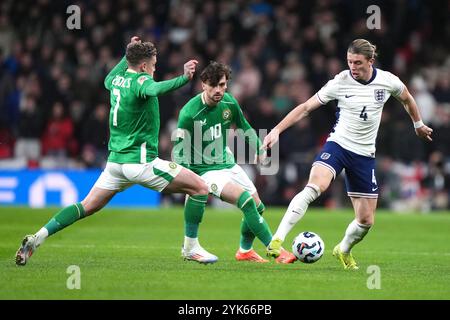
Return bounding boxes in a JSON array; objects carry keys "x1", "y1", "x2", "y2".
[
  {"x1": 15, "y1": 235, "x2": 38, "y2": 266},
  {"x1": 181, "y1": 245, "x2": 218, "y2": 264}
]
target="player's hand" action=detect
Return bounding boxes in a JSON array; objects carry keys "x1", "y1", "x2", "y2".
[
  {"x1": 130, "y1": 36, "x2": 141, "y2": 44},
  {"x1": 254, "y1": 150, "x2": 270, "y2": 166},
  {"x1": 184, "y1": 60, "x2": 198, "y2": 80},
  {"x1": 262, "y1": 129, "x2": 280, "y2": 150},
  {"x1": 415, "y1": 124, "x2": 433, "y2": 142}
]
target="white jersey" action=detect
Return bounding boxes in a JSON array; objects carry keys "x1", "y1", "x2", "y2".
[{"x1": 316, "y1": 68, "x2": 405, "y2": 157}]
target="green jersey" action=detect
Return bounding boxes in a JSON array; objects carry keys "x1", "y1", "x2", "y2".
[
  {"x1": 104, "y1": 57, "x2": 188, "y2": 163},
  {"x1": 175, "y1": 92, "x2": 263, "y2": 175}
]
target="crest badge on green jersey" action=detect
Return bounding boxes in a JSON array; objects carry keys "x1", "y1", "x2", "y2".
[
  {"x1": 138, "y1": 75, "x2": 149, "y2": 85},
  {"x1": 222, "y1": 109, "x2": 231, "y2": 121}
]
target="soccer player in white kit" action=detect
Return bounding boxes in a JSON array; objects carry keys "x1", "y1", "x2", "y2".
[{"x1": 263, "y1": 39, "x2": 433, "y2": 269}]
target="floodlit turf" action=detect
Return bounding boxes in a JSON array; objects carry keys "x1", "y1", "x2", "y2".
[{"x1": 1, "y1": 206, "x2": 449, "y2": 300}]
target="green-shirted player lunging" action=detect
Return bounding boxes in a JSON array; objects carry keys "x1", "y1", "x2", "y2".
[
  {"x1": 15, "y1": 36, "x2": 211, "y2": 266},
  {"x1": 174, "y1": 62, "x2": 296, "y2": 264}
]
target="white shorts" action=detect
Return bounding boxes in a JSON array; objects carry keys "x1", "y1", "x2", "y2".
[
  {"x1": 94, "y1": 158, "x2": 182, "y2": 192},
  {"x1": 200, "y1": 164, "x2": 257, "y2": 198}
]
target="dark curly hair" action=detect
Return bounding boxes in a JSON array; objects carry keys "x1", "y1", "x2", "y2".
[
  {"x1": 126, "y1": 42, "x2": 157, "y2": 67},
  {"x1": 200, "y1": 61, "x2": 232, "y2": 86}
]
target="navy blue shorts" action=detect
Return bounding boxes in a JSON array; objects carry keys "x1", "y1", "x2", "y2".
[{"x1": 313, "y1": 141, "x2": 378, "y2": 198}]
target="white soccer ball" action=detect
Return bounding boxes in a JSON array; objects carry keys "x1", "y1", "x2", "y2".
[{"x1": 292, "y1": 231, "x2": 325, "y2": 263}]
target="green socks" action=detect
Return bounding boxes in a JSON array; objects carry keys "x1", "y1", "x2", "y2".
[
  {"x1": 237, "y1": 192, "x2": 272, "y2": 247},
  {"x1": 44, "y1": 203, "x2": 86, "y2": 236},
  {"x1": 239, "y1": 201, "x2": 265, "y2": 250},
  {"x1": 184, "y1": 195, "x2": 208, "y2": 238}
]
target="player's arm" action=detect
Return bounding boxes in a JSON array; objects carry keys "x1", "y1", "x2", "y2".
[
  {"x1": 104, "y1": 56, "x2": 127, "y2": 90},
  {"x1": 395, "y1": 87, "x2": 433, "y2": 141},
  {"x1": 138, "y1": 75, "x2": 189, "y2": 97},
  {"x1": 138, "y1": 60, "x2": 198, "y2": 97},
  {"x1": 263, "y1": 95, "x2": 322, "y2": 149}
]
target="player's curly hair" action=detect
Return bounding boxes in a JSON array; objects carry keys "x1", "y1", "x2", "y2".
[
  {"x1": 126, "y1": 42, "x2": 157, "y2": 67},
  {"x1": 200, "y1": 61, "x2": 232, "y2": 86},
  {"x1": 348, "y1": 39, "x2": 378, "y2": 60}
]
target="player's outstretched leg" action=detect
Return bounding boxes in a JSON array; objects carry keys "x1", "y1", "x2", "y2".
[
  {"x1": 233, "y1": 191, "x2": 296, "y2": 264},
  {"x1": 236, "y1": 201, "x2": 268, "y2": 263},
  {"x1": 220, "y1": 183, "x2": 275, "y2": 262},
  {"x1": 237, "y1": 191, "x2": 273, "y2": 249},
  {"x1": 266, "y1": 184, "x2": 321, "y2": 258},
  {"x1": 15, "y1": 203, "x2": 87, "y2": 266}
]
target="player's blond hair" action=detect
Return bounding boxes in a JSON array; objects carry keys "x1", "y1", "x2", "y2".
[{"x1": 348, "y1": 39, "x2": 378, "y2": 60}]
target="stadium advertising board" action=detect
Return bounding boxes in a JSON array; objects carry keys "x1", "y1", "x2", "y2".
[{"x1": 0, "y1": 170, "x2": 160, "y2": 208}]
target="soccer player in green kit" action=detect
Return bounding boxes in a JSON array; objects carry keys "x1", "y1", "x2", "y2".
[
  {"x1": 15, "y1": 36, "x2": 210, "y2": 266},
  {"x1": 174, "y1": 62, "x2": 296, "y2": 264}
]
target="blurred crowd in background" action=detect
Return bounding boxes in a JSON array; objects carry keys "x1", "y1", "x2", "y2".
[{"x1": 0, "y1": 0, "x2": 449, "y2": 211}]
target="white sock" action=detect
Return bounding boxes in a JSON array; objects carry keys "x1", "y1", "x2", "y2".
[
  {"x1": 239, "y1": 247, "x2": 252, "y2": 253},
  {"x1": 339, "y1": 220, "x2": 371, "y2": 253},
  {"x1": 184, "y1": 236, "x2": 199, "y2": 251},
  {"x1": 34, "y1": 227, "x2": 49, "y2": 247},
  {"x1": 273, "y1": 184, "x2": 321, "y2": 241}
]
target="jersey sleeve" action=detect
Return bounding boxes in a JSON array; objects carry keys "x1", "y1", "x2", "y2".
[
  {"x1": 388, "y1": 72, "x2": 406, "y2": 97},
  {"x1": 173, "y1": 109, "x2": 193, "y2": 167},
  {"x1": 230, "y1": 95, "x2": 264, "y2": 155},
  {"x1": 104, "y1": 56, "x2": 127, "y2": 90},
  {"x1": 136, "y1": 74, "x2": 189, "y2": 98},
  {"x1": 316, "y1": 74, "x2": 340, "y2": 105}
]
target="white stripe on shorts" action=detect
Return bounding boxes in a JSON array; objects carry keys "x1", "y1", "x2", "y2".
[
  {"x1": 312, "y1": 161, "x2": 336, "y2": 179},
  {"x1": 140, "y1": 142, "x2": 147, "y2": 164},
  {"x1": 347, "y1": 192, "x2": 378, "y2": 199}
]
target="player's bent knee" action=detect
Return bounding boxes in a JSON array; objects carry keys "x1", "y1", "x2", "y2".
[
  {"x1": 80, "y1": 200, "x2": 101, "y2": 216},
  {"x1": 195, "y1": 182, "x2": 209, "y2": 196},
  {"x1": 309, "y1": 170, "x2": 333, "y2": 193},
  {"x1": 189, "y1": 178, "x2": 208, "y2": 196},
  {"x1": 308, "y1": 179, "x2": 329, "y2": 194},
  {"x1": 356, "y1": 214, "x2": 374, "y2": 227}
]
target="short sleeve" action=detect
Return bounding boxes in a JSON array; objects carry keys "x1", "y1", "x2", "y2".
[
  {"x1": 388, "y1": 73, "x2": 405, "y2": 97},
  {"x1": 316, "y1": 75, "x2": 340, "y2": 105}
]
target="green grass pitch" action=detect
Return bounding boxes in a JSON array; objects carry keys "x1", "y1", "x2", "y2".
[{"x1": 1, "y1": 206, "x2": 449, "y2": 300}]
